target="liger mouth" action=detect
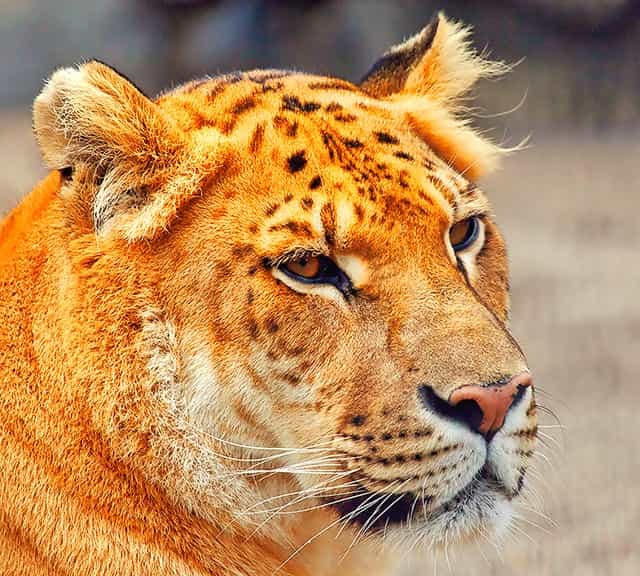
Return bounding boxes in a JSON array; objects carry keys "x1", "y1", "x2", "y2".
[{"x1": 328, "y1": 466, "x2": 515, "y2": 531}]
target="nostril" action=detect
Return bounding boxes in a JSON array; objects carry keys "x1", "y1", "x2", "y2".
[
  {"x1": 419, "y1": 385, "x2": 457, "y2": 421},
  {"x1": 419, "y1": 385, "x2": 485, "y2": 433},
  {"x1": 452, "y1": 399, "x2": 484, "y2": 433},
  {"x1": 421, "y1": 373, "x2": 533, "y2": 439}
]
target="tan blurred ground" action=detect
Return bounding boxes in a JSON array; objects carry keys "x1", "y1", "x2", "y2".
[{"x1": 1, "y1": 112, "x2": 638, "y2": 575}]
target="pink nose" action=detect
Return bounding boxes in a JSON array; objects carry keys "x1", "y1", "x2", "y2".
[{"x1": 449, "y1": 372, "x2": 533, "y2": 436}]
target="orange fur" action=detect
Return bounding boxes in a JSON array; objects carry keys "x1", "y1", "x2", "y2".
[{"x1": 0, "y1": 14, "x2": 536, "y2": 575}]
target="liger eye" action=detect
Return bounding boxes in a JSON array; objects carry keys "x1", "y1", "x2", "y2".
[
  {"x1": 279, "y1": 254, "x2": 353, "y2": 295},
  {"x1": 283, "y1": 255, "x2": 322, "y2": 279},
  {"x1": 449, "y1": 216, "x2": 480, "y2": 252}
]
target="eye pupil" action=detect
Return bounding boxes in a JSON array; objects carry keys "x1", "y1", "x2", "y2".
[{"x1": 450, "y1": 217, "x2": 480, "y2": 252}]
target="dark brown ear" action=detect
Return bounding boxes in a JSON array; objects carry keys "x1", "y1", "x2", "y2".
[
  {"x1": 33, "y1": 61, "x2": 204, "y2": 240},
  {"x1": 359, "y1": 15, "x2": 440, "y2": 98},
  {"x1": 360, "y1": 13, "x2": 510, "y2": 180}
]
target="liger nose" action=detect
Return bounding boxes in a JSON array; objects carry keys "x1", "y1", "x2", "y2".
[{"x1": 419, "y1": 372, "x2": 533, "y2": 441}]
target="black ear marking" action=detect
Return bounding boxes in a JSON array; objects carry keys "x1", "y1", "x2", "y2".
[
  {"x1": 60, "y1": 166, "x2": 73, "y2": 180},
  {"x1": 359, "y1": 14, "x2": 439, "y2": 97}
]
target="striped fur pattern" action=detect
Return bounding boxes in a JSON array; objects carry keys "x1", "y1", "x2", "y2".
[{"x1": 0, "y1": 13, "x2": 537, "y2": 576}]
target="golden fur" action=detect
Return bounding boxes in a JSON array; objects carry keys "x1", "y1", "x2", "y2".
[{"x1": 0, "y1": 13, "x2": 537, "y2": 575}]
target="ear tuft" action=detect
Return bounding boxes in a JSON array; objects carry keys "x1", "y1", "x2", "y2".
[
  {"x1": 33, "y1": 61, "x2": 182, "y2": 172},
  {"x1": 32, "y1": 61, "x2": 206, "y2": 240},
  {"x1": 404, "y1": 14, "x2": 509, "y2": 105},
  {"x1": 360, "y1": 13, "x2": 511, "y2": 180}
]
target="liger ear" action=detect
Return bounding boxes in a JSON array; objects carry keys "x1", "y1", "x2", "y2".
[
  {"x1": 360, "y1": 13, "x2": 509, "y2": 180},
  {"x1": 33, "y1": 61, "x2": 197, "y2": 240}
]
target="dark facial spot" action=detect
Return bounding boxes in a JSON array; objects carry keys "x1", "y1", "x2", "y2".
[
  {"x1": 283, "y1": 373, "x2": 300, "y2": 386},
  {"x1": 309, "y1": 175, "x2": 322, "y2": 189},
  {"x1": 248, "y1": 320, "x2": 259, "y2": 338},
  {"x1": 287, "y1": 151, "x2": 307, "y2": 173},
  {"x1": 351, "y1": 415, "x2": 366, "y2": 427},
  {"x1": 284, "y1": 193, "x2": 294, "y2": 203},
  {"x1": 394, "y1": 455, "x2": 405, "y2": 463},
  {"x1": 301, "y1": 197, "x2": 314, "y2": 210},
  {"x1": 375, "y1": 132, "x2": 399, "y2": 145},
  {"x1": 334, "y1": 112, "x2": 356, "y2": 122},
  {"x1": 247, "y1": 289, "x2": 254, "y2": 305},
  {"x1": 354, "y1": 204, "x2": 364, "y2": 221},
  {"x1": 232, "y1": 244, "x2": 254, "y2": 258},
  {"x1": 266, "y1": 319, "x2": 279, "y2": 333},
  {"x1": 272, "y1": 115, "x2": 299, "y2": 137},
  {"x1": 206, "y1": 81, "x2": 228, "y2": 101},
  {"x1": 246, "y1": 70, "x2": 289, "y2": 83},
  {"x1": 268, "y1": 202, "x2": 286, "y2": 218},
  {"x1": 320, "y1": 202, "x2": 336, "y2": 246},
  {"x1": 321, "y1": 130, "x2": 337, "y2": 161},
  {"x1": 287, "y1": 121, "x2": 299, "y2": 137},
  {"x1": 261, "y1": 80, "x2": 285, "y2": 93},
  {"x1": 232, "y1": 96, "x2": 258, "y2": 115},
  {"x1": 267, "y1": 221, "x2": 312, "y2": 236},
  {"x1": 343, "y1": 138, "x2": 363, "y2": 149},
  {"x1": 413, "y1": 453, "x2": 423, "y2": 462},
  {"x1": 282, "y1": 95, "x2": 321, "y2": 113},
  {"x1": 325, "y1": 102, "x2": 343, "y2": 112},
  {"x1": 308, "y1": 79, "x2": 356, "y2": 91},
  {"x1": 381, "y1": 433, "x2": 393, "y2": 441},
  {"x1": 247, "y1": 266, "x2": 258, "y2": 276},
  {"x1": 249, "y1": 123, "x2": 265, "y2": 153},
  {"x1": 249, "y1": 224, "x2": 258, "y2": 234},
  {"x1": 394, "y1": 151, "x2": 414, "y2": 161}
]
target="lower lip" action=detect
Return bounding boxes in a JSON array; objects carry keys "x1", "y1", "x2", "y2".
[{"x1": 329, "y1": 466, "x2": 507, "y2": 531}]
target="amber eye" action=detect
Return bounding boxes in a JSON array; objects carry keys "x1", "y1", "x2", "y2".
[
  {"x1": 279, "y1": 254, "x2": 353, "y2": 295},
  {"x1": 449, "y1": 216, "x2": 480, "y2": 252},
  {"x1": 284, "y1": 255, "x2": 322, "y2": 279}
]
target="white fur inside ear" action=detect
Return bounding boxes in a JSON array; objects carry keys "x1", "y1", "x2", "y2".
[
  {"x1": 406, "y1": 14, "x2": 510, "y2": 104},
  {"x1": 33, "y1": 66, "x2": 90, "y2": 169}
]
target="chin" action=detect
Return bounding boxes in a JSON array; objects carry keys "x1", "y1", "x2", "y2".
[
  {"x1": 402, "y1": 475, "x2": 515, "y2": 548},
  {"x1": 330, "y1": 469, "x2": 517, "y2": 550}
]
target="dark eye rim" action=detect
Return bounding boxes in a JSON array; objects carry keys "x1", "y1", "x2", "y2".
[
  {"x1": 451, "y1": 216, "x2": 481, "y2": 252},
  {"x1": 278, "y1": 254, "x2": 354, "y2": 296}
]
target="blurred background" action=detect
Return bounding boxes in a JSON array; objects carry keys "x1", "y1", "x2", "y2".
[{"x1": 1, "y1": 1, "x2": 638, "y2": 574}]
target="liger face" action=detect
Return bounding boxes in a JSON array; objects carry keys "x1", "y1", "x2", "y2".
[{"x1": 154, "y1": 72, "x2": 537, "y2": 545}]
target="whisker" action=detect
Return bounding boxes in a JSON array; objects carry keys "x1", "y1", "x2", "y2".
[
  {"x1": 240, "y1": 478, "x2": 359, "y2": 515},
  {"x1": 262, "y1": 488, "x2": 369, "y2": 517},
  {"x1": 244, "y1": 470, "x2": 361, "y2": 539},
  {"x1": 349, "y1": 480, "x2": 409, "y2": 551}
]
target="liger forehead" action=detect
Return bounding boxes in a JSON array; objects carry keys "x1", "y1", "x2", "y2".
[{"x1": 158, "y1": 71, "x2": 487, "y2": 233}]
